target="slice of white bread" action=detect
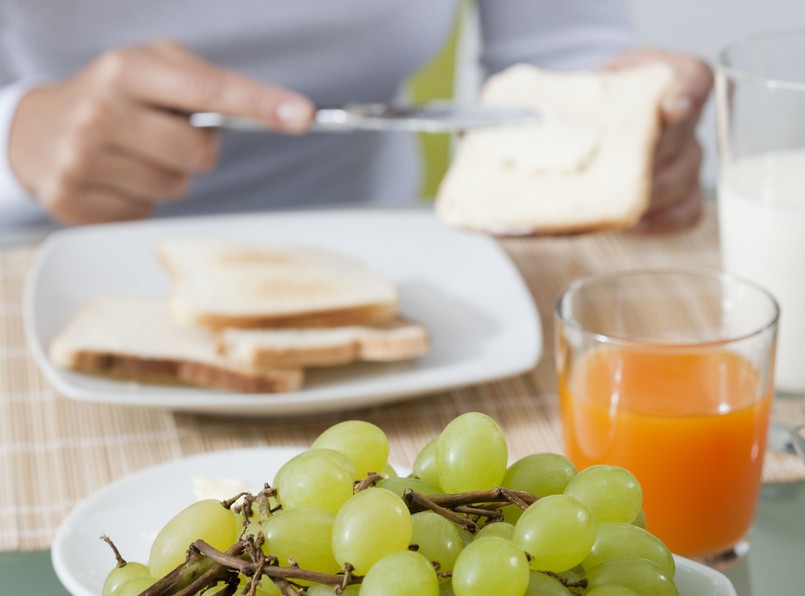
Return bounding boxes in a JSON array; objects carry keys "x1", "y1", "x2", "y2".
[
  {"x1": 50, "y1": 297, "x2": 303, "y2": 393},
  {"x1": 220, "y1": 316, "x2": 429, "y2": 369},
  {"x1": 436, "y1": 63, "x2": 675, "y2": 235},
  {"x1": 158, "y1": 239, "x2": 398, "y2": 330}
]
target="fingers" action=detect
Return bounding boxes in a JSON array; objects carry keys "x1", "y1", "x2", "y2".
[
  {"x1": 604, "y1": 49, "x2": 713, "y2": 126},
  {"x1": 659, "y1": 55, "x2": 713, "y2": 126},
  {"x1": 632, "y1": 138, "x2": 704, "y2": 234},
  {"x1": 648, "y1": 138, "x2": 703, "y2": 215},
  {"x1": 40, "y1": 182, "x2": 155, "y2": 225},
  {"x1": 36, "y1": 133, "x2": 192, "y2": 224},
  {"x1": 79, "y1": 150, "x2": 192, "y2": 201},
  {"x1": 11, "y1": 40, "x2": 315, "y2": 226},
  {"x1": 604, "y1": 49, "x2": 712, "y2": 234},
  {"x1": 109, "y1": 108, "x2": 219, "y2": 173},
  {"x1": 632, "y1": 188, "x2": 703, "y2": 235},
  {"x1": 88, "y1": 43, "x2": 315, "y2": 133}
]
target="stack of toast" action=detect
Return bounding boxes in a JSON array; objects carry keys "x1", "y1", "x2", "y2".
[{"x1": 49, "y1": 239, "x2": 429, "y2": 393}]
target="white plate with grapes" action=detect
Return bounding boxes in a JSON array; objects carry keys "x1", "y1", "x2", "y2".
[{"x1": 52, "y1": 444, "x2": 737, "y2": 595}]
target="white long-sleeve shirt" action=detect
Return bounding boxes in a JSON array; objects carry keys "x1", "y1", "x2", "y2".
[{"x1": 0, "y1": 0, "x2": 633, "y2": 229}]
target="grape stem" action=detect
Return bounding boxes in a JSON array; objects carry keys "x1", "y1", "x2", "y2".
[
  {"x1": 141, "y1": 539, "x2": 363, "y2": 596},
  {"x1": 134, "y1": 485, "x2": 546, "y2": 595},
  {"x1": 403, "y1": 487, "x2": 539, "y2": 532},
  {"x1": 354, "y1": 472, "x2": 384, "y2": 491},
  {"x1": 403, "y1": 490, "x2": 479, "y2": 531},
  {"x1": 544, "y1": 570, "x2": 588, "y2": 590},
  {"x1": 99, "y1": 534, "x2": 126, "y2": 568}
]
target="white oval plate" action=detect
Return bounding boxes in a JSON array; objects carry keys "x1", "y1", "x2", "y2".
[
  {"x1": 52, "y1": 447, "x2": 737, "y2": 596},
  {"x1": 25, "y1": 208, "x2": 541, "y2": 417}
]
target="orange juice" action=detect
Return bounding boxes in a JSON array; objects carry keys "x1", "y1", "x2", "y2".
[{"x1": 559, "y1": 346, "x2": 772, "y2": 557}]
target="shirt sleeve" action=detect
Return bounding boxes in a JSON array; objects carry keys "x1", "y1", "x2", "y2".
[
  {"x1": 0, "y1": 81, "x2": 41, "y2": 221},
  {"x1": 477, "y1": 0, "x2": 636, "y2": 74}
]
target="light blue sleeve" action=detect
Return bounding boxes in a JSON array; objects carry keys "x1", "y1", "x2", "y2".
[
  {"x1": 0, "y1": 15, "x2": 43, "y2": 225},
  {"x1": 477, "y1": 0, "x2": 636, "y2": 74}
]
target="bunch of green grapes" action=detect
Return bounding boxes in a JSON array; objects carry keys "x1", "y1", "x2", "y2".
[{"x1": 102, "y1": 413, "x2": 678, "y2": 596}]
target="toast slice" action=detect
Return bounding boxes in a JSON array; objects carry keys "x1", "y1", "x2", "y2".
[
  {"x1": 220, "y1": 316, "x2": 429, "y2": 369},
  {"x1": 50, "y1": 297, "x2": 303, "y2": 393},
  {"x1": 436, "y1": 63, "x2": 674, "y2": 235},
  {"x1": 158, "y1": 239, "x2": 398, "y2": 330}
]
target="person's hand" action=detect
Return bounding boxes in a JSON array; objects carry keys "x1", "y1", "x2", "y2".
[
  {"x1": 604, "y1": 49, "x2": 714, "y2": 234},
  {"x1": 8, "y1": 41, "x2": 315, "y2": 224}
]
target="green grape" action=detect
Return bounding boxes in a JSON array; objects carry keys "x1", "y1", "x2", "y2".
[
  {"x1": 311, "y1": 420, "x2": 389, "y2": 478},
  {"x1": 113, "y1": 576, "x2": 157, "y2": 596},
  {"x1": 436, "y1": 413, "x2": 507, "y2": 493},
  {"x1": 439, "y1": 582, "x2": 456, "y2": 595},
  {"x1": 274, "y1": 448, "x2": 356, "y2": 488},
  {"x1": 102, "y1": 561, "x2": 151, "y2": 596},
  {"x1": 376, "y1": 477, "x2": 441, "y2": 499},
  {"x1": 413, "y1": 436, "x2": 441, "y2": 488},
  {"x1": 474, "y1": 522, "x2": 515, "y2": 541},
  {"x1": 501, "y1": 453, "x2": 577, "y2": 524},
  {"x1": 332, "y1": 488, "x2": 412, "y2": 574},
  {"x1": 585, "y1": 558, "x2": 678, "y2": 596},
  {"x1": 582, "y1": 522, "x2": 675, "y2": 576},
  {"x1": 273, "y1": 449, "x2": 354, "y2": 514},
  {"x1": 149, "y1": 499, "x2": 238, "y2": 579},
  {"x1": 235, "y1": 498, "x2": 277, "y2": 537},
  {"x1": 457, "y1": 528, "x2": 474, "y2": 546},
  {"x1": 585, "y1": 587, "x2": 640, "y2": 596},
  {"x1": 260, "y1": 508, "x2": 339, "y2": 578},
  {"x1": 451, "y1": 536, "x2": 529, "y2": 596},
  {"x1": 380, "y1": 463, "x2": 398, "y2": 478},
  {"x1": 359, "y1": 550, "x2": 439, "y2": 596},
  {"x1": 200, "y1": 576, "x2": 280, "y2": 596},
  {"x1": 524, "y1": 571, "x2": 572, "y2": 596},
  {"x1": 410, "y1": 511, "x2": 464, "y2": 572},
  {"x1": 239, "y1": 574, "x2": 281, "y2": 596},
  {"x1": 631, "y1": 509, "x2": 647, "y2": 529},
  {"x1": 563, "y1": 466, "x2": 642, "y2": 524},
  {"x1": 513, "y1": 494, "x2": 595, "y2": 572}
]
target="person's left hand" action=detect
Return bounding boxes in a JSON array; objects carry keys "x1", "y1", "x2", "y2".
[{"x1": 604, "y1": 49, "x2": 714, "y2": 233}]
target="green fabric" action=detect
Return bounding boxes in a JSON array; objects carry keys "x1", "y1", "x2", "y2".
[{"x1": 406, "y1": 4, "x2": 462, "y2": 200}]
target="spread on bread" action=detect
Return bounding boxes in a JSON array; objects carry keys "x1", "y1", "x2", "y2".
[{"x1": 436, "y1": 63, "x2": 674, "y2": 235}]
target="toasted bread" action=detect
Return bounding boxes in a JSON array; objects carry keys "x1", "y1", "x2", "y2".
[
  {"x1": 158, "y1": 239, "x2": 398, "y2": 329},
  {"x1": 220, "y1": 316, "x2": 429, "y2": 369},
  {"x1": 436, "y1": 63, "x2": 675, "y2": 235},
  {"x1": 50, "y1": 297, "x2": 303, "y2": 393}
]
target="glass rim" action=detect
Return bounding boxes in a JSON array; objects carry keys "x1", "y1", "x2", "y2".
[
  {"x1": 719, "y1": 27, "x2": 805, "y2": 92},
  {"x1": 554, "y1": 267, "x2": 780, "y2": 350}
]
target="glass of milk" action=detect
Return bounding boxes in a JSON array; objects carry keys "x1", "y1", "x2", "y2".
[{"x1": 717, "y1": 29, "x2": 805, "y2": 395}]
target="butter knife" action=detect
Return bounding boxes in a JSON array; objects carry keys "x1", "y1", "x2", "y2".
[{"x1": 190, "y1": 102, "x2": 538, "y2": 134}]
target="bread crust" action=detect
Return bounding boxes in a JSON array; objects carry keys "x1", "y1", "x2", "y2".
[
  {"x1": 69, "y1": 350, "x2": 303, "y2": 393},
  {"x1": 180, "y1": 301, "x2": 398, "y2": 331}
]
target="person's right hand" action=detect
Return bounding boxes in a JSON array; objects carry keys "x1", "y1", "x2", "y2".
[{"x1": 8, "y1": 41, "x2": 314, "y2": 224}]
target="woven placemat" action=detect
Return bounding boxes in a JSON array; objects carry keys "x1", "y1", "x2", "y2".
[{"x1": 1, "y1": 203, "x2": 803, "y2": 551}]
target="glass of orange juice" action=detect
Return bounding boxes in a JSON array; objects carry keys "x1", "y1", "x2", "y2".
[{"x1": 555, "y1": 268, "x2": 778, "y2": 568}]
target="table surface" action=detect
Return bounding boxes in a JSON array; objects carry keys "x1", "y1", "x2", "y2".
[{"x1": 2, "y1": 204, "x2": 804, "y2": 595}]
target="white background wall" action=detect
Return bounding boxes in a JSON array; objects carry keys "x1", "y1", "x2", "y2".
[{"x1": 629, "y1": 1, "x2": 805, "y2": 186}]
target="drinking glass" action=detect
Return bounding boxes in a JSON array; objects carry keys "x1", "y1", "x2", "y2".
[
  {"x1": 555, "y1": 269, "x2": 778, "y2": 568},
  {"x1": 717, "y1": 28, "x2": 805, "y2": 395}
]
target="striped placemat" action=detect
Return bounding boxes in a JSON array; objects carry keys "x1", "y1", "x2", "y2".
[{"x1": 1, "y1": 203, "x2": 803, "y2": 551}]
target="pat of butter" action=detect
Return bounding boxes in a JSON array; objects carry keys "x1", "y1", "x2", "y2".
[
  {"x1": 193, "y1": 476, "x2": 254, "y2": 501},
  {"x1": 481, "y1": 121, "x2": 601, "y2": 174}
]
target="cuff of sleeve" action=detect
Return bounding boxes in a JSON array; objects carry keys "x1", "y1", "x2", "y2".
[{"x1": 0, "y1": 81, "x2": 39, "y2": 210}]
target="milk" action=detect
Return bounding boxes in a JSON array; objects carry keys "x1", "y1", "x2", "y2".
[{"x1": 718, "y1": 150, "x2": 805, "y2": 393}]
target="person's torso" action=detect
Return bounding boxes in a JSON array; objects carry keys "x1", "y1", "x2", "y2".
[{"x1": 0, "y1": 0, "x2": 457, "y2": 222}]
